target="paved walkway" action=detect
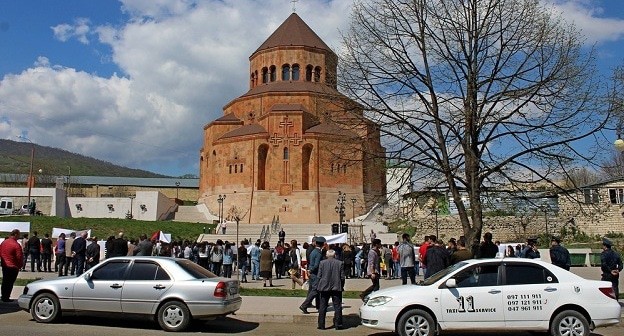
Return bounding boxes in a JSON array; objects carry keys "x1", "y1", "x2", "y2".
[{"x1": 8, "y1": 266, "x2": 623, "y2": 325}]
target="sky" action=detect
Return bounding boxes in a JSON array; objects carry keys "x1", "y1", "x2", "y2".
[{"x1": 0, "y1": 0, "x2": 623, "y2": 178}]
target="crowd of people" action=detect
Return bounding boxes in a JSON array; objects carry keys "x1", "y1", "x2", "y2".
[{"x1": 1, "y1": 228, "x2": 622, "y2": 321}]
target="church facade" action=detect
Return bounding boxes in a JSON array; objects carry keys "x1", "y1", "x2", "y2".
[{"x1": 199, "y1": 13, "x2": 386, "y2": 224}]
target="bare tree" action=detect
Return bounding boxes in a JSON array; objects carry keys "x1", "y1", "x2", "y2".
[
  {"x1": 339, "y1": 0, "x2": 608, "y2": 243},
  {"x1": 602, "y1": 65, "x2": 624, "y2": 179}
]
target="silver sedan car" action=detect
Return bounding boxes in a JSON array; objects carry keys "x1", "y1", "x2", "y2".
[{"x1": 18, "y1": 256, "x2": 242, "y2": 332}]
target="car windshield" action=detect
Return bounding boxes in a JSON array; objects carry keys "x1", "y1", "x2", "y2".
[
  {"x1": 421, "y1": 262, "x2": 468, "y2": 286},
  {"x1": 176, "y1": 259, "x2": 218, "y2": 279}
]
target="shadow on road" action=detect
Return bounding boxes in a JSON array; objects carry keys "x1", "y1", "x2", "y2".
[
  {"x1": 56, "y1": 314, "x2": 260, "y2": 333},
  {"x1": 0, "y1": 301, "x2": 21, "y2": 315}
]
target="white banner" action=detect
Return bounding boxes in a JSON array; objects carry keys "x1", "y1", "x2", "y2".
[
  {"x1": 0, "y1": 221, "x2": 31, "y2": 233},
  {"x1": 52, "y1": 227, "x2": 91, "y2": 238},
  {"x1": 308, "y1": 233, "x2": 348, "y2": 244}
]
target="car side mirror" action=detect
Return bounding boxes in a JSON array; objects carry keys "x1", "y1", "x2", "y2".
[
  {"x1": 84, "y1": 273, "x2": 91, "y2": 281},
  {"x1": 445, "y1": 278, "x2": 457, "y2": 288}
]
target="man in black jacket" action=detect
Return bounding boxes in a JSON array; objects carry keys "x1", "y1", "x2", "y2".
[
  {"x1": 71, "y1": 232, "x2": 88, "y2": 276},
  {"x1": 27, "y1": 231, "x2": 41, "y2": 272},
  {"x1": 86, "y1": 237, "x2": 101, "y2": 270},
  {"x1": 109, "y1": 232, "x2": 128, "y2": 257},
  {"x1": 549, "y1": 237, "x2": 571, "y2": 270}
]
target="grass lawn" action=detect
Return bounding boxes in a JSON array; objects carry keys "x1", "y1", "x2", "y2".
[{"x1": 0, "y1": 216, "x2": 216, "y2": 242}]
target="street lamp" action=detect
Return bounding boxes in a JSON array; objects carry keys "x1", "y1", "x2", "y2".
[
  {"x1": 128, "y1": 195, "x2": 135, "y2": 219},
  {"x1": 350, "y1": 197, "x2": 357, "y2": 223},
  {"x1": 217, "y1": 194, "x2": 226, "y2": 226},
  {"x1": 432, "y1": 198, "x2": 439, "y2": 238},
  {"x1": 335, "y1": 191, "x2": 346, "y2": 231},
  {"x1": 175, "y1": 181, "x2": 180, "y2": 199},
  {"x1": 541, "y1": 203, "x2": 549, "y2": 235},
  {"x1": 17, "y1": 136, "x2": 35, "y2": 212}
]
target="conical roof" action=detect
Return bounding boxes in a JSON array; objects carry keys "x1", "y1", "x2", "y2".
[{"x1": 252, "y1": 13, "x2": 333, "y2": 56}]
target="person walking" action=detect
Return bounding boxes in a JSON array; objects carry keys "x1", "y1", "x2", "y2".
[
  {"x1": 65, "y1": 232, "x2": 75, "y2": 275},
  {"x1": 222, "y1": 242, "x2": 234, "y2": 278},
  {"x1": 237, "y1": 240, "x2": 248, "y2": 283},
  {"x1": 259, "y1": 241, "x2": 274, "y2": 287},
  {"x1": 278, "y1": 228, "x2": 286, "y2": 245},
  {"x1": 72, "y1": 232, "x2": 88, "y2": 276},
  {"x1": 478, "y1": 232, "x2": 498, "y2": 259},
  {"x1": 27, "y1": 231, "x2": 42, "y2": 272},
  {"x1": 360, "y1": 238, "x2": 381, "y2": 300},
  {"x1": 600, "y1": 238, "x2": 623, "y2": 295},
  {"x1": 549, "y1": 237, "x2": 571, "y2": 270},
  {"x1": 0, "y1": 229, "x2": 24, "y2": 302},
  {"x1": 85, "y1": 237, "x2": 101, "y2": 271},
  {"x1": 450, "y1": 237, "x2": 473, "y2": 264},
  {"x1": 55, "y1": 233, "x2": 66, "y2": 276},
  {"x1": 20, "y1": 233, "x2": 29, "y2": 272},
  {"x1": 249, "y1": 240, "x2": 261, "y2": 280},
  {"x1": 133, "y1": 234, "x2": 153, "y2": 256},
  {"x1": 40, "y1": 233, "x2": 53, "y2": 272},
  {"x1": 398, "y1": 233, "x2": 416, "y2": 285},
  {"x1": 110, "y1": 232, "x2": 128, "y2": 258},
  {"x1": 423, "y1": 239, "x2": 450, "y2": 278},
  {"x1": 519, "y1": 238, "x2": 541, "y2": 259},
  {"x1": 299, "y1": 236, "x2": 325, "y2": 314},
  {"x1": 316, "y1": 249, "x2": 345, "y2": 330}
]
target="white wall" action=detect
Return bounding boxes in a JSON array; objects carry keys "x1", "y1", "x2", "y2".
[
  {"x1": 67, "y1": 191, "x2": 176, "y2": 221},
  {"x1": 0, "y1": 187, "x2": 66, "y2": 217}
]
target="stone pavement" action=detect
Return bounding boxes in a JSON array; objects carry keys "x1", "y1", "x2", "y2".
[{"x1": 9, "y1": 266, "x2": 623, "y2": 325}]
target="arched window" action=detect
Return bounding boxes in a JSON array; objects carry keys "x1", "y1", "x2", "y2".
[
  {"x1": 254, "y1": 70, "x2": 258, "y2": 86},
  {"x1": 302, "y1": 144, "x2": 313, "y2": 190},
  {"x1": 282, "y1": 64, "x2": 290, "y2": 81},
  {"x1": 292, "y1": 64, "x2": 300, "y2": 81},
  {"x1": 314, "y1": 66, "x2": 322, "y2": 82},
  {"x1": 270, "y1": 65, "x2": 276, "y2": 82},
  {"x1": 258, "y1": 144, "x2": 268, "y2": 190},
  {"x1": 250, "y1": 73, "x2": 255, "y2": 87},
  {"x1": 306, "y1": 65, "x2": 313, "y2": 81},
  {"x1": 262, "y1": 67, "x2": 268, "y2": 84},
  {"x1": 283, "y1": 147, "x2": 289, "y2": 160}
]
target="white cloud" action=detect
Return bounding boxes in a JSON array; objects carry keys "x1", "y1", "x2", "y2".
[
  {"x1": 546, "y1": 0, "x2": 624, "y2": 44},
  {"x1": 0, "y1": 0, "x2": 355, "y2": 176},
  {"x1": 51, "y1": 18, "x2": 92, "y2": 44}
]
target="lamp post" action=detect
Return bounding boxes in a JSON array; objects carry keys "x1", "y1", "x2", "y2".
[
  {"x1": 17, "y1": 136, "x2": 35, "y2": 212},
  {"x1": 335, "y1": 191, "x2": 346, "y2": 231},
  {"x1": 128, "y1": 195, "x2": 135, "y2": 219},
  {"x1": 350, "y1": 197, "x2": 356, "y2": 223},
  {"x1": 432, "y1": 198, "x2": 439, "y2": 238},
  {"x1": 217, "y1": 194, "x2": 226, "y2": 227},
  {"x1": 175, "y1": 181, "x2": 180, "y2": 199},
  {"x1": 541, "y1": 204, "x2": 549, "y2": 235}
]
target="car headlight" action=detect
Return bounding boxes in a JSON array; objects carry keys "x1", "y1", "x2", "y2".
[{"x1": 366, "y1": 296, "x2": 393, "y2": 307}]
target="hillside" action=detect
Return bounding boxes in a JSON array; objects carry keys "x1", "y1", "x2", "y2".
[{"x1": 0, "y1": 139, "x2": 167, "y2": 178}]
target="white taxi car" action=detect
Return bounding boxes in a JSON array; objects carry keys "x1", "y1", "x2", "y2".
[{"x1": 360, "y1": 258, "x2": 621, "y2": 336}]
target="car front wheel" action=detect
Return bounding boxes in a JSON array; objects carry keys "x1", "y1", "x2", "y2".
[
  {"x1": 397, "y1": 308, "x2": 435, "y2": 336},
  {"x1": 31, "y1": 293, "x2": 61, "y2": 323},
  {"x1": 157, "y1": 300, "x2": 191, "y2": 332},
  {"x1": 550, "y1": 310, "x2": 589, "y2": 336}
]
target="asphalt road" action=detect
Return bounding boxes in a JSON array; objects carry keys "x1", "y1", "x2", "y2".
[{"x1": 1, "y1": 301, "x2": 622, "y2": 336}]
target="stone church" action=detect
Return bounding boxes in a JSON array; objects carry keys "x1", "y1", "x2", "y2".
[{"x1": 199, "y1": 13, "x2": 386, "y2": 224}]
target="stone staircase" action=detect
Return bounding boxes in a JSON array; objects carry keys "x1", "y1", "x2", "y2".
[
  {"x1": 173, "y1": 205, "x2": 215, "y2": 223},
  {"x1": 197, "y1": 222, "x2": 337, "y2": 245}
]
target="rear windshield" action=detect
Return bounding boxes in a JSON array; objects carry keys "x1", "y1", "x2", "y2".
[{"x1": 176, "y1": 259, "x2": 218, "y2": 279}]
